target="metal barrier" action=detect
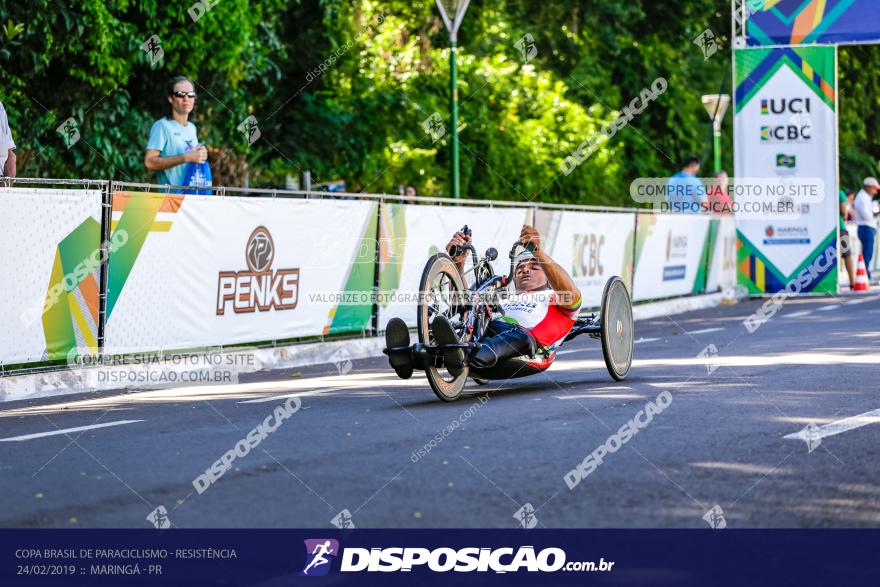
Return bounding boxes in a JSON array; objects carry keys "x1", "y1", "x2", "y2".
[{"x1": 1, "y1": 178, "x2": 734, "y2": 372}]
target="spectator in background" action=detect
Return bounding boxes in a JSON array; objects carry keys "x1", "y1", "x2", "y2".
[
  {"x1": 667, "y1": 156, "x2": 706, "y2": 213},
  {"x1": 706, "y1": 170, "x2": 734, "y2": 215},
  {"x1": 403, "y1": 184, "x2": 418, "y2": 204},
  {"x1": 854, "y1": 177, "x2": 880, "y2": 280},
  {"x1": 144, "y1": 76, "x2": 208, "y2": 187},
  {"x1": 0, "y1": 101, "x2": 16, "y2": 178},
  {"x1": 839, "y1": 189, "x2": 856, "y2": 288}
]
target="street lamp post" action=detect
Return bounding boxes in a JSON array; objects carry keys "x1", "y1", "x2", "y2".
[
  {"x1": 701, "y1": 94, "x2": 731, "y2": 174},
  {"x1": 436, "y1": 0, "x2": 471, "y2": 199}
]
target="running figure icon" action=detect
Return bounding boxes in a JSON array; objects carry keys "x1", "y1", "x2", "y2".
[{"x1": 301, "y1": 540, "x2": 337, "y2": 575}]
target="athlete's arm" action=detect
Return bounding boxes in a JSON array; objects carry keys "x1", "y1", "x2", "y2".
[
  {"x1": 520, "y1": 225, "x2": 581, "y2": 308},
  {"x1": 446, "y1": 230, "x2": 471, "y2": 275}
]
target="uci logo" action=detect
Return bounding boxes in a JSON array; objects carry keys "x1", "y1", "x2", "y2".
[{"x1": 761, "y1": 97, "x2": 810, "y2": 115}]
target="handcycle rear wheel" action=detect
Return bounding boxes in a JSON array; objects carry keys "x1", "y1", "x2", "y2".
[
  {"x1": 600, "y1": 276, "x2": 634, "y2": 381},
  {"x1": 417, "y1": 253, "x2": 470, "y2": 401}
]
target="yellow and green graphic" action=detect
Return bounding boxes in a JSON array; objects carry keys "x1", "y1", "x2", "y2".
[
  {"x1": 377, "y1": 204, "x2": 407, "y2": 308},
  {"x1": 42, "y1": 218, "x2": 102, "y2": 360},
  {"x1": 106, "y1": 192, "x2": 184, "y2": 319},
  {"x1": 325, "y1": 203, "x2": 379, "y2": 334}
]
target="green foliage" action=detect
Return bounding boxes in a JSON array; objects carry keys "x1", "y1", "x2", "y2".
[
  {"x1": 0, "y1": 1, "x2": 875, "y2": 204},
  {"x1": 839, "y1": 45, "x2": 880, "y2": 190}
]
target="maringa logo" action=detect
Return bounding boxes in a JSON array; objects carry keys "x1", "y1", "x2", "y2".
[
  {"x1": 216, "y1": 226, "x2": 300, "y2": 315},
  {"x1": 665, "y1": 231, "x2": 687, "y2": 261}
]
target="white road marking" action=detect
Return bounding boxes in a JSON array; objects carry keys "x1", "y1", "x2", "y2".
[
  {"x1": 685, "y1": 327, "x2": 724, "y2": 335},
  {"x1": 784, "y1": 409, "x2": 880, "y2": 443},
  {"x1": 550, "y1": 352, "x2": 880, "y2": 373},
  {"x1": 816, "y1": 305, "x2": 839, "y2": 312},
  {"x1": 237, "y1": 388, "x2": 342, "y2": 404},
  {"x1": 0, "y1": 420, "x2": 144, "y2": 442},
  {"x1": 783, "y1": 310, "x2": 812, "y2": 318},
  {"x1": 844, "y1": 296, "x2": 877, "y2": 305},
  {"x1": 634, "y1": 337, "x2": 661, "y2": 344},
  {"x1": 558, "y1": 348, "x2": 592, "y2": 355}
]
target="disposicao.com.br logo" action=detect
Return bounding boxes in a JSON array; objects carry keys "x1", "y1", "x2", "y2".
[{"x1": 299, "y1": 541, "x2": 614, "y2": 575}]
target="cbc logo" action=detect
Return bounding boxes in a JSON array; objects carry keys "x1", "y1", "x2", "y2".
[
  {"x1": 246, "y1": 226, "x2": 275, "y2": 273},
  {"x1": 573, "y1": 234, "x2": 605, "y2": 278}
]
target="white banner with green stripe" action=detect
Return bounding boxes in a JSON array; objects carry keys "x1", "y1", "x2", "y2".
[{"x1": 733, "y1": 45, "x2": 838, "y2": 295}]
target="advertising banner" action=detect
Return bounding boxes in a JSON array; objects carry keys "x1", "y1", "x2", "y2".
[
  {"x1": 705, "y1": 218, "x2": 738, "y2": 293},
  {"x1": 534, "y1": 210, "x2": 636, "y2": 307},
  {"x1": 632, "y1": 214, "x2": 712, "y2": 302},
  {"x1": 0, "y1": 188, "x2": 103, "y2": 365},
  {"x1": 747, "y1": 0, "x2": 880, "y2": 47},
  {"x1": 103, "y1": 193, "x2": 377, "y2": 354},
  {"x1": 376, "y1": 204, "x2": 531, "y2": 330},
  {"x1": 734, "y1": 46, "x2": 838, "y2": 295}
]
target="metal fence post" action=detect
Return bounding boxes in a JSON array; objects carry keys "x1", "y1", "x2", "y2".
[
  {"x1": 371, "y1": 197, "x2": 383, "y2": 337},
  {"x1": 96, "y1": 180, "x2": 113, "y2": 357},
  {"x1": 631, "y1": 212, "x2": 640, "y2": 301}
]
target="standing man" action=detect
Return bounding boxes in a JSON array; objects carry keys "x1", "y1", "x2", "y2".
[
  {"x1": 0, "y1": 101, "x2": 16, "y2": 178},
  {"x1": 854, "y1": 177, "x2": 880, "y2": 281},
  {"x1": 839, "y1": 189, "x2": 856, "y2": 288},
  {"x1": 666, "y1": 156, "x2": 706, "y2": 214},
  {"x1": 144, "y1": 76, "x2": 207, "y2": 186}
]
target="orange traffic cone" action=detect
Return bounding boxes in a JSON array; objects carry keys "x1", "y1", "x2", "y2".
[{"x1": 853, "y1": 253, "x2": 870, "y2": 292}]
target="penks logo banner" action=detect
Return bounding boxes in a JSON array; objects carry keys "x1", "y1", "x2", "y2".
[
  {"x1": 216, "y1": 226, "x2": 300, "y2": 315},
  {"x1": 734, "y1": 45, "x2": 838, "y2": 295},
  {"x1": 103, "y1": 193, "x2": 377, "y2": 354},
  {"x1": 0, "y1": 188, "x2": 103, "y2": 365}
]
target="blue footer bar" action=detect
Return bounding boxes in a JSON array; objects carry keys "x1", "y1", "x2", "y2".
[{"x1": 2, "y1": 529, "x2": 878, "y2": 586}]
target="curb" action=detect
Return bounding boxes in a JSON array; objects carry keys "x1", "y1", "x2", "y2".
[{"x1": 0, "y1": 290, "x2": 740, "y2": 404}]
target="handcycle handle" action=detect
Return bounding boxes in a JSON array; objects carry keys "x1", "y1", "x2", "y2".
[{"x1": 448, "y1": 224, "x2": 472, "y2": 258}]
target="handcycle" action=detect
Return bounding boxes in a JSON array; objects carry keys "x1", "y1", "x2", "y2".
[{"x1": 385, "y1": 226, "x2": 634, "y2": 402}]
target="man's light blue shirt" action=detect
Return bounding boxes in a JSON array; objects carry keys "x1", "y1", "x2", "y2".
[
  {"x1": 146, "y1": 118, "x2": 199, "y2": 186},
  {"x1": 667, "y1": 171, "x2": 706, "y2": 214}
]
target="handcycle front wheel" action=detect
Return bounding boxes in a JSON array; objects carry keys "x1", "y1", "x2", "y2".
[
  {"x1": 599, "y1": 276, "x2": 634, "y2": 381},
  {"x1": 417, "y1": 253, "x2": 470, "y2": 401}
]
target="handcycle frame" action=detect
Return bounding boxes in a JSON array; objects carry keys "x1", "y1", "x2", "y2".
[{"x1": 384, "y1": 225, "x2": 634, "y2": 401}]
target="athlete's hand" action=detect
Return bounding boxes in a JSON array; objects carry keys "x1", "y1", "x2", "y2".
[
  {"x1": 446, "y1": 231, "x2": 471, "y2": 261},
  {"x1": 519, "y1": 224, "x2": 542, "y2": 253}
]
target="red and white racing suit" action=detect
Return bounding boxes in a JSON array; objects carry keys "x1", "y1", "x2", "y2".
[{"x1": 497, "y1": 290, "x2": 583, "y2": 352}]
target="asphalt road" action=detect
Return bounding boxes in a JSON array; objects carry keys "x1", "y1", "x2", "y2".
[{"x1": 1, "y1": 293, "x2": 879, "y2": 529}]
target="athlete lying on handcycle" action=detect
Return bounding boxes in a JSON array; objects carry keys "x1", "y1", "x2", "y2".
[{"x1": 384, "y1": 224, "x2": 582, "y2": 381}]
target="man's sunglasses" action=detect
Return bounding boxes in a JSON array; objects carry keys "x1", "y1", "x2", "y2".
[{"x1": 171, "y1": 91, "x2": 196, "y2": 98}]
